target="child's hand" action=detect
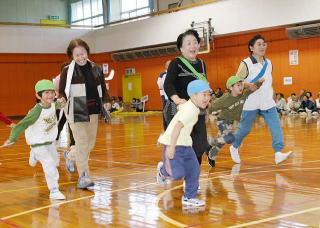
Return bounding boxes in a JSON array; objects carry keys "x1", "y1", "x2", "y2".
[
  {"x1": 258, "y1": 78, "x2": 265, "y2": 83},
  {"x1": 0, "y1": 140, "x2": 14, "y2": 148},
  {"x1": 166, "y1": 146, "x2": 175, "y2": 159}
]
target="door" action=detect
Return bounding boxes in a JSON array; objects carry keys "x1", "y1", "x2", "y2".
[{"x1": 122, "y1": 74, "x2": 142, "y2": 102}]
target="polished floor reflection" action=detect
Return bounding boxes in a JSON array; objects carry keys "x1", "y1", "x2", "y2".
[{"x1": 0, "y1": 114, "x2": 320, "y2": 227}]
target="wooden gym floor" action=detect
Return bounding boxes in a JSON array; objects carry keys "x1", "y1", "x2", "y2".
[{"x1": 0, "y1": 114, "x2": 320, "y2": 227}]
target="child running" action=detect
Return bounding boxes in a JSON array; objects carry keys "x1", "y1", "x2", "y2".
[
  {"x1": 1, "y1": 80, "x2": 66, "y2": 200},
  {"x1": 208, "y1": 76, "x2": 264, "y2": 163},
  {"x1": 157, "y1": 79, "x2": 211, "y2": 207}
]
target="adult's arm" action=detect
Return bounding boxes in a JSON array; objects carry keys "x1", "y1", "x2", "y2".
[
  {"x1": 164, "y1": 60, "x2": 179, "y2": 101},
  {"x1": 58, "y1": 67, "x2": 68, "y2": 100},
  {"x1": 97, "y1": 65, "x2": 111, "y2": 104}
]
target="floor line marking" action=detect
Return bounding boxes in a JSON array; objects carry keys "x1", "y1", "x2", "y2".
[
  {"x1": 227, "y1": 206, "x2": 320, "y2": 228},
  {"x1": 1, "y1": 182, "x2": 156, "y2": 220}
]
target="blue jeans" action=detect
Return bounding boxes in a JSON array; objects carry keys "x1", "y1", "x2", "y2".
[
  {"x1": 232, "y1": 107, "x2": 284, "y2": 152},
  {"x1": 162, "y1": 146, "x2": 200, "y2": 199}
]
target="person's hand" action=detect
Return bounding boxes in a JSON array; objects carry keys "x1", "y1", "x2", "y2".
[
  {"x1": 258, "y1": 78, "x2": 265, "y2": 83},
  {"x1": 104, "y1": 102, "x2": 111, "y2": 111},
  {"x1": 166, "y1": 146, "x2": 175, "y2": 159},
  {"x1": 0, "y1": 140, "x2": 14, "y2": 148},
  {"x1": 246, "y1": 83, "x2": 258, "y2": 91},
  {"x1": 176, "y1": 98, "x2": 187, "y2": 105},
  {"x1": 59, "y1": 97, "x2": 67, "y2": 104},
  {"x1": 57, "y1": 97, "x2": 66, "y2": 108},
  {"x1": 176, "y1": 98, "x2": 187, "y2": 111},
  {"x1": 9, "y1": 123, "x2": 15, "y2": 128}
]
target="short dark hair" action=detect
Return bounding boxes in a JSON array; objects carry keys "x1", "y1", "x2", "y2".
[
  {"x1": 66, "y1": 38, "x2": 90, "y2": 59},
  {"x1": 291, "y1": 93, "x2": 296, "y2": 96},
  {"x1": 248, "y1": 34, "x2": 265, "y2": 53},
  {"x1": 176, "y1": 29, "x2": 201, "y2": 51}
]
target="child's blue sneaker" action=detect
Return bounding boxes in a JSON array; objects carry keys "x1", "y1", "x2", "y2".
[{"x1": 157, "y1": 161, "x2": 171, "y2": 185}]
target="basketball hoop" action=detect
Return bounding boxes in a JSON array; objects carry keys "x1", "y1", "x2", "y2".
[{"x1": 190, "y1": 18, "x2": 214, "y2": 54}]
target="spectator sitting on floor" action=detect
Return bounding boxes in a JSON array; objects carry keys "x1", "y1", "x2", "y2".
[
  {"x1": 110, "y1": 98, "x2": 121, "y2": 112},
  {"x1": 287, "y1": 93, "x2": 296, "y2": 104},
  {"x1": 135, "y1": 99, "x2": 143, "y2": 112},
  {"x1": 131, "y1": 98, "x2": 137, "y2": 110},
  {"x1": 306, "y1": 91, "x2": 315, "y2": 103},
  {"x1": 276, "y1": 93, "x2": 287, "y2": 115},
  {"x1": 312, "y1": 92, "x2": 320, "y2": 113},
  {"x1": 118, "y1": 96, "x2": 123, "y2": 108},
  {"x1": 298, "y1": 89, "x2": 306, "y2": 102},
  {"x1": 298, "y1": 95, "x2": 314, "y2": 113},
  {"x1": 287, "y1": 95, "x2": 301, "y2": 114}
]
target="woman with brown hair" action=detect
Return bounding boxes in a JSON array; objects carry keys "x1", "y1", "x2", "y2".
[{"x1": 59, "y1": 39, "x2": 111, "y2": 189}]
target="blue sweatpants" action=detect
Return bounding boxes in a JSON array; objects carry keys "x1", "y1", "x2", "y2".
[
  {"x1": 232, "y1": 107, "x2": 284, "y2": 152},
  {"x1": 161, "y1": 146, "x2": 200, "y2": 199}
]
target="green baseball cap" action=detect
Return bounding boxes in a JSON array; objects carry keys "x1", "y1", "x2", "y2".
[
  {"x1": 35, "y1": 79, "x2": 55, "y2": 93},
  {"x1": 226, "y1": 76, "x2": 243, "y2": 89}
]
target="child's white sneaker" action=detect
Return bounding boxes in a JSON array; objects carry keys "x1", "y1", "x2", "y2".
[
  {"x1": 275, "y1": 151, "x2": 293, "y2": 164},
  {"x1": 181, "y1": 196, "x2": 205, "y2": 207},
  {"x1": 229, "y1": 145, "x2": 241, "y2": 163},
  {"x1": 49, "y1": 188, "x2": 66, "y2": 200},
  {"x1": 29, "y1": 150, "x2": 37, "y2": 167}
]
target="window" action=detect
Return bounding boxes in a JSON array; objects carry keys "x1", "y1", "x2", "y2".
[
  {"x1": 108, "y1": 0, "x2": 153, "y2": 23},
  {"x1": 120, "y1": 0, "x2": 151, "y2": 20},
  {"x1": 70, "y1": 0, "x2": 104, "y2": 27}
]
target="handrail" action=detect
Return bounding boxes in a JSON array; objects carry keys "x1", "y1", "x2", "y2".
[
  {"x1": 0, "y1": 0, "x2": 219, "y2": 29},
  {"x1": 0, "y1": 21, "x2": 93, "y2": 28}
]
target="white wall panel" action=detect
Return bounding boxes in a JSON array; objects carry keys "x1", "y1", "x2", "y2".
[{"x1": 0, "y1": 0, "x2": 319, "y2": 53}]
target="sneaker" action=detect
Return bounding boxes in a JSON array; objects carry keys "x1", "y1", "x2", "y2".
[
  {"x1": 205, "y1": 145, "x2": 216, "y2": 167},
  {"x1": 229, "y1": 145, "x2": 241, "y2": 164},
  {"x1": 49, "y1": 188, "x2": 66, "y2": 200},
  {"x1": 275, "y1": 151, "x2": 293, "y2": 164},
  {"x1": 181, "y1": 196, "x2": 205, "y2": 207},
  {"x1": 156, "y1": 161, "x2": 168, "y2": 185},
  {"x1": 77, "y1": 172, "x2": 95, "y2": 189},
  {"x1": 29, "y1": 150, "x2": 37, "y2": 167},
  {"x1": 63, "y1": 150, "x2": 75, "y2": 174},
  {"x1": 208, "y1": 157, "x2": 215, "y2": 167}
]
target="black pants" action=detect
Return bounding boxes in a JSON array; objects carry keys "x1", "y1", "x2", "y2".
[
  {"x1": 191, "y1": 115, "x2": 210, "y2": 165},
  {"x1": 56, "y1": 110, "x2": 75, "y2": 146}
]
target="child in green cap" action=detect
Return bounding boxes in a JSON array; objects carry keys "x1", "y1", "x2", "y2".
[
  {"x1": 1, "y1": 79, "x2": 66, "y2": 200},
  {"x1": 208, "y1": 76, "x2": 264, "y2": 163}
]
